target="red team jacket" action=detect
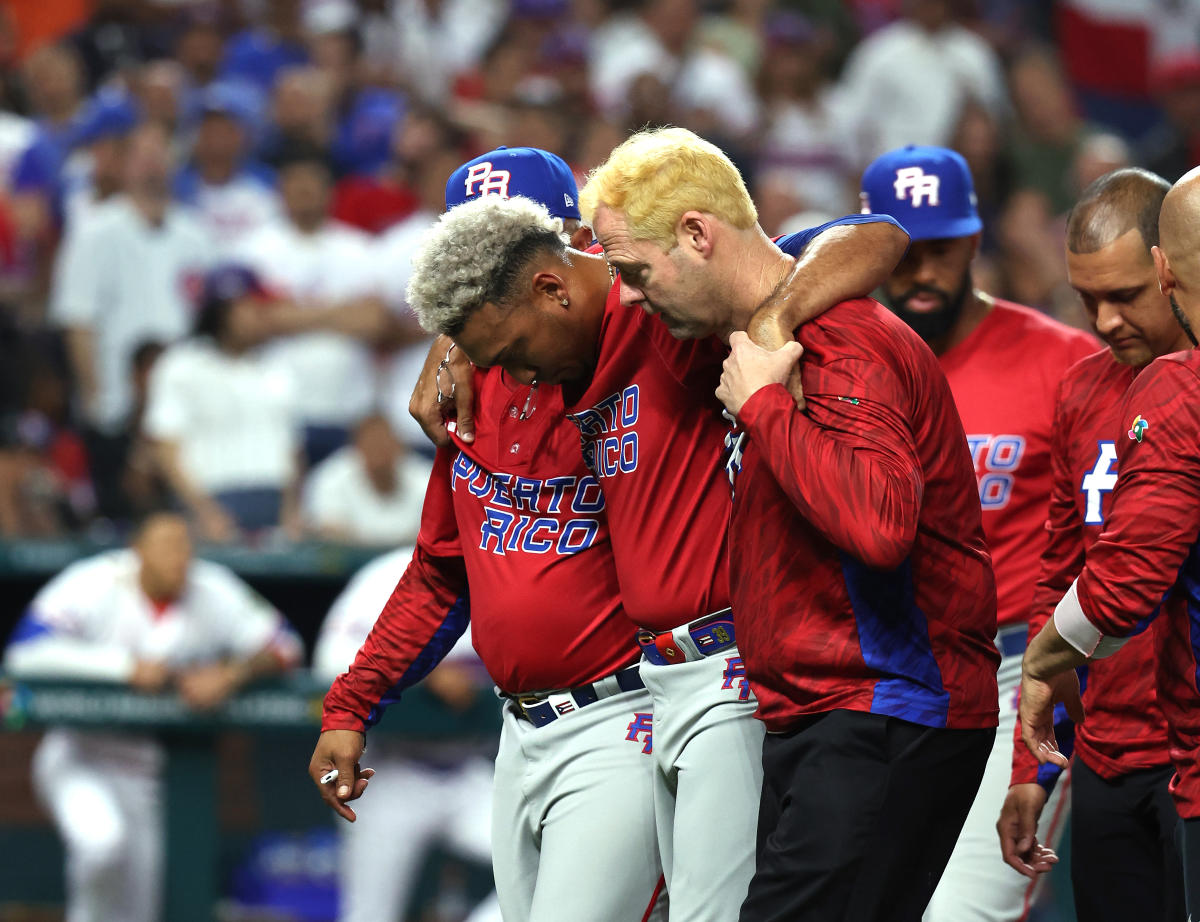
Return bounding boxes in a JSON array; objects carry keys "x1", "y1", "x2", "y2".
[
  {"x1": 1011, "y1": 350, "x2": 1172, "y2": 787},
  {"x1": 729, "y1": 290, "x2": 1000, "y2": 733},
  {"x1": 938, "y1": 300, "x2": 1096, "y2": 630},
  {"x1": 1066, "y1": 349, "x2": 1200, "y2": 817},
  {"x1": 322, "y1": 368, "x2": 639, "y2": 730}
]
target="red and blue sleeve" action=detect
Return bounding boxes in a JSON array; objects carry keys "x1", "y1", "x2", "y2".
[
  {"x1": 321, "y1": 450, "x2": 470, "y2": 732},
  {"x1": 1074, "y1": 361, "x2": 1200, "y2": 639}
]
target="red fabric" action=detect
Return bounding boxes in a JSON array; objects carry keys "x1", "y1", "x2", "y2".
[
  {"x1": 563, "y1": 284, "x2": 732, "y2": 632},
  {"x1": 1074, "y1": 349, "x2": 1200, "y2": 817},
  {"x1": 47, "y1": 429, "x2": 89, "y2": 484},
  {"x1": 939, "y1": 301, "x2": 1097, "y2": 628},
  {"x1": 730, "y1": 298, "x2": 999, "y2": 732},
  {"x1": 1011, "y1": 349, "x2": 1170, "y2": 786},
  {"x1": 322, "y1": 368, "x2": 639, "y2": 731},
  {"x1": 330, "y1": 176, "x2": 419, "y2": 235},
  {"x1": 1056, "y1": 4, "x2": 1151, "y2": 97}
]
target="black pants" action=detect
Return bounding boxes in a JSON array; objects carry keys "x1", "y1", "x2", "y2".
[
  {"x1": 1180, "y1": 815, "x2": 1200, "y2": 920},
  {"x1": 1071, "y1": 757, "x2": 1184, "y2": 922},
  {"x1": 738, "y1": 709, "x2": 991, "y2": 922}
]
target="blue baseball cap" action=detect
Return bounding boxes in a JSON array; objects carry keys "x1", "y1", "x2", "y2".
[
  {"x1": 202, "y1": 264, "x2": 269, "y2": 306},
  {"x1": 860, "y1": 145, "x2": 982, "y2": 241},
  {"x1": 445, "y1": 146, "x2": 581, "y2": 220},
  {"x1": 71, "y1": 90, "x2": 140, "y2": 147},
  {"x1": 195, "y1": 81, "x2": 256, "y2": 127}
]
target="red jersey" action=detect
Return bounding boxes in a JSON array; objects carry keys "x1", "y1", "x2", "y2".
[
  {"x1": 938, "y1": 300, "x2": 1097, "y2": 629},
  {"x1": 564, "y1": 283, "x2": 732, "y2": 631},
  {"x1": 1068, "y1": 349, "x2": 1200, "y2": 817},
  {"x1": 323, "y1": 368, "x2": 639, "y2": 731},
  {"x1": 729, "y1": 297, "x2": 1000, "y2": 732},
  {"x1": 1012, "y1": 350, "x2": 1171, "y2": 786}
]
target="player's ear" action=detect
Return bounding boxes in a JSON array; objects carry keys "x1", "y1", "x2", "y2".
[
  {"x1": 568, "y1": 224, "x2": 594, "y2": 250},
  {"x1": 1153, "y1": 245, "x2": 1176, "y2": 297},
  {"x1": 530, "y1": 270, "x2": 569, "y2": 310},
  {"x1": 677, "y1": 211, "x2": 714, "y2": 258}
]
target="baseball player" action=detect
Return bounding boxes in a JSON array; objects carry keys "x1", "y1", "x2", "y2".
[
  {"x1": 313, "y1": 546, "x2": 501, "y2": 922},
  {"x1": 3, "y1": 511, "x2": 302, "y2": 922},
  {"x1": 310, "y1": 149, "x2": 668, "y2": 922},
  {"x1": 999, "y1": 168, "x2": 1188, "y2": 920},
  {"x1": 849, "y1": 145, "x2": 1097, "y2": 922},
  {"x1": 403, "y1": 148, "x2": 909, "y2": 918},
  {"x1": 576, "y1": 126, "x2": 996, "y2": 922},
  {"x1": 1019, "y1": 165, "x2": 1200, "y2": 920}
]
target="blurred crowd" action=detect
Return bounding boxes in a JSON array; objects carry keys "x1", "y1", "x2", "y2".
[{"x1": 0, "y1": 0, "x2": 1197, "y2": 543}]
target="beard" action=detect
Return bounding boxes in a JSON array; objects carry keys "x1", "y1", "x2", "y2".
[
  {"x1": 884, "y1": 272, "x2": 973, "y2": 345},
  {"x1": 1169, "y1": 293, "x2": 1200, "y2": 347}
]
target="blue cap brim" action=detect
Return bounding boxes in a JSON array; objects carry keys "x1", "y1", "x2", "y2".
[{"x1": 900, "y1": 213, "x2": 983, "y2": 242}]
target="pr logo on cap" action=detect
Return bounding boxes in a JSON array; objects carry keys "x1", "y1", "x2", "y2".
[
  {"x1": 463, "y1": 161, "x2": 512, "y2": 197},
  {"x1": 894, "y1": 167, "x2": 940, "y2": 207}
]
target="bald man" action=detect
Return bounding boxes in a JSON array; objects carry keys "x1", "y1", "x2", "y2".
[
  {"x1": 1001, "y1": 169, "x2": 1189, "y2": 922},
  {"x1": 1019, "y1": 165, "x2": 1200, "y2": 919}
]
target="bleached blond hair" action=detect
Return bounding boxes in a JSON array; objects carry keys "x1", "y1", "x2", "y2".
[
  {"x1": 407, "y1": 195, "x2": 570, "y2": 336},
  {"x1": 579, "y1": 126, "x2": 757, "y2": 250}
]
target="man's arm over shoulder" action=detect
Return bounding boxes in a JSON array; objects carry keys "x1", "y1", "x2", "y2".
[{"x1": 748, "y1": 215, "x2": 909, "y2": 349}]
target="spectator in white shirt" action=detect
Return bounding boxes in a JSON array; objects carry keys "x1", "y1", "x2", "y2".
[
  {"x1": 143, "y1": 265, "x2": 302, "y2": 543},
  {"x1": 60, "y1": 89, "x2": 141, "y2": 239},
  {"x1": 50, "y1": 122, "x2": 211, "y2": 519},
  {"x1": 3, "y1": 511, "x2": 302, "y2": 922},
  {"x1": 755, "y1": 13, "x2": 859, "y2": 219},
  {"x1": 838, "y1": 0, "x2": 1007, "y2": 164},
  {"x1": 237, "y1": 143, "x2": 387, "y2": 467},
  {"x1": 303, "y1": 413, "x2": 431, "y2": 546},
  {"x1": 173, "y1": 82, "x2": 281, "y2": 259}
]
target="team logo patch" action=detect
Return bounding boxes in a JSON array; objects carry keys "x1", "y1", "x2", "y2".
[
  {"x1": 626, "y1": 712, "x2": 653, "y2": 754},
  {"x1": 720, "y1": 657, "x2": 752, "y2": 701},
  {"x1": 1127, "y1": 415, "x2": 1149, "y2": 443},
  {"x1": 893, "y1": 167, "x2": 940, "y2": 207}
]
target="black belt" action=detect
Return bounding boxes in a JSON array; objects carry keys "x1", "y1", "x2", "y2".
[{"x1": 507, "y1": 665, "x2": 645, "y2": 728}]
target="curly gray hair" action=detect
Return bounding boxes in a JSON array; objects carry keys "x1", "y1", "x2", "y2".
[{"x1": 406, "y1": 195, "x2": 571, "y2": 336}]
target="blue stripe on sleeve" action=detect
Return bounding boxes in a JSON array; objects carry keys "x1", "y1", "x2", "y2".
[
  {"x1": 7, "y1": 610, "x2": 52, "y2": 645},
  {"x1": 363, "y1": 594, "x2": 471, "y2": 728},
  {"x1": 1179, "y1": 542, "x2": 1200, "y2": 700},
  {"x1": 840, "y1": 553, "x2": 950, "y2": 728},
  {"x1": 775, "y1": 213, "x2": 905, "y2": 259}
]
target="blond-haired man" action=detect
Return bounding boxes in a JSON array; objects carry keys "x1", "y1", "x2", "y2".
[{"x1": 582, "y1": 127, "x2": 999, "y2": 922}]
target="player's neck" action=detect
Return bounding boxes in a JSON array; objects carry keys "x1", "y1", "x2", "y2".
[
  {"x1": 726, "y1": 233, "x2": 794, "y2": 340},
  {"x1": 931, "y1": 289, "x2": 992, "y2": 356}
]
